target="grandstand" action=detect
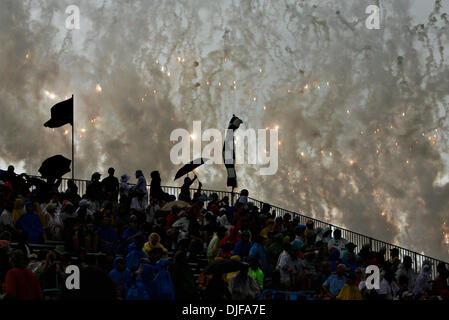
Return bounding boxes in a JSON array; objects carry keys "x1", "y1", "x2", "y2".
[{"x1": 26, "y1": 176, "x2": 448, "y2": 279}]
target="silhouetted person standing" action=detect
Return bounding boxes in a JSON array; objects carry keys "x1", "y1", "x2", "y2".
[
  {"x1": 102, "y1": 168, "x2": 119, "y2": 210},
  {"x1": 86, "y1": 172, "x2": 104, "y2": 208},
  {"x1": 179, "y1": 175, "x2": 197, "y2": 203},
  {"x1": 150, "y1": 171, "x2": 167, "y2": 201}
]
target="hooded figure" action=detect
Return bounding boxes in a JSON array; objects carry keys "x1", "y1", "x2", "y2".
[
  {"x1": 126, "y1": 238, "x2": 147, "y2": 271},
  {"x1": 109, "y1": 257, "x2": 132, "y2": 298},
  {"x1": 229, "y1": 264, "x2": 260, "y2": 300},
  {"x1": 413, "y1": 263, "x2": 432, "y2": 298},
  {"x1": 143, "y1": 233, "x2": 168, "y2": 258}
]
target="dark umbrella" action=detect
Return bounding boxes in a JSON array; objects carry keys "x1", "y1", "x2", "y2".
[
  {"x1": 204, "y1": 259, "x2": 245, "y2": 275},
  {"x1": 38, "y1": 155, "x2": 71, "y2": 179},
  {"x1": 174, "y1": 158, "x2": 209, "y2": 181}
]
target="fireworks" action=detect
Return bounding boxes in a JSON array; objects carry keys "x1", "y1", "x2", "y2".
[{"x1": 44, "y1": 90, "x2": 56, "y2": 100}]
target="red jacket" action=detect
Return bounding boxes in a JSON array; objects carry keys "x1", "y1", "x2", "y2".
[{"x1": 4, "y1": 268, "x2": 43, "y2": 300}]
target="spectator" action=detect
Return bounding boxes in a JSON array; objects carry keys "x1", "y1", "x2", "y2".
[
  {"x1": 130, "y1": 189, "x2": 147, "y2": 223},
  {"x1": 65, "y1": 180, "x2": 78, "y2": 199},
  {"x1": 102, "y1": 168, "x2": 119, "y2": 208},
  {"x1": 119, "y1": 174, "x2": 131, "y2": 206},
  {"x1": 150, "y1": 171, "x2": 167, "y2": 201},
  {"x1": 413, "y1": 261, "x2": 432, "y2": 298},
  {"x1": 15, "y1": 201, "x2": 44, "y2": 244},
  {"x1": 343, "y1": 251, "x2": 358, "y2": 274},
  {"x1": 336, "y1": 273, "x2": 363, "y2": 300},
  {"x1": 97, "y1": 217, "x2": 119, "y2": 254},
  {"x1": 3, "y1": 249, "x2": 43, "y2": 300},
  {"x1": 247, "y1": 255, "x2": 264, "y2": 290},
  {"x1": 321, "y1": 227, "x2": 333, "y2": 244},
  {"x1": 0, "y1": 201, "x2": 14, "y2": 232},
  {"x1": 43, "y1": 203, "x2": 63, "y2": 240},
  {"x1": 132, "y1": 170, "x2": 148, "y2": 208},
  {"x1": 291, "y1": 225, "x2": 306, "y2": 251},
  {"x1": 304, "y1": 220, "x2": 315, "y2": 238},
  {"x1": 143, "y1": 232, "x2": 168, "y2": 258},
  {"x1": 207, "y1": 227, "x2": 226, "y2": 263},
  {"x1": 233, "y1": 230, "x2": 252, "y2": 260},
  {"x1": 179, "y1": 175, "x2": 197, "y2": 203},
  {"x1": 395, "y1": 256, "x2": 416, "y2": 292},
  {"x1": 229, "y1": 264, "x2": 260, "y2": 300},
  {"x1": 376, "y1": 268, "x2": 399, "y2": 300},
  {"x1": 267, "y1": 233, "x2": 284, "y2": 267},
  {"x1": 109, "y1": 256, "x2": 132, "y2": 299},
  {"x1": 121, "y1": 215, "x2": 145, "y2": 253},
  {"x1": 12, "y1": 198, "x2": 25, "y2": 225},
  {"x1": 126, "y1": 237, "x2": 146, "y2": 271},
  {"x1": 432, "y1": 262, "x2": 449, "y2": 298},
  {"x1": 322, "y1": 264, "x2": 347, "y2": 299},
  {"x1": 327, "y1": 229, "x2": 348, "y2": 257},
  {"x1": 86, "y1": 172, "x2": 104, "y2": 207},
  {"x1": 279, "y1": 245, "x2": 303, "y2": 290},
  {"x1": 249, "y1": 235, "x2": 270, "y2": 275}
]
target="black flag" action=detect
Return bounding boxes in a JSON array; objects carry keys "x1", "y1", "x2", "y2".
[
  {"x1": 44, "y1": 97, "x2": 73, "y2": 128},
  {"x1": 223, "y1": 115, "x2": 243, "y2": 188}
]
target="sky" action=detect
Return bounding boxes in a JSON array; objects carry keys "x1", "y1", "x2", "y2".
[{"x1": 1, "y1": 0, "x2": 449, "y2": 261}]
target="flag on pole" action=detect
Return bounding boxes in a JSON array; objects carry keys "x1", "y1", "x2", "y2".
[
  {"x1": 44, "y1": 96, "x2": 73, "y2": 128},
  {"x1": 223, "y1": 115, "x2": 243, "y2": 188}
]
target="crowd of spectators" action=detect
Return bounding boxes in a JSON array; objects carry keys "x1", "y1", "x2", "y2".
[{"x1": 0, "y1": 165, "x2": 448, "y2": 300}]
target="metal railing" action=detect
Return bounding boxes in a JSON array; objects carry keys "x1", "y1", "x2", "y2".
[{"x1": 31, "y1": 176, "x2": 448, "y2": 278}]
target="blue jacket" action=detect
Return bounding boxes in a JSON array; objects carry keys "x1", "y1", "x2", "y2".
[
  {"x1": 16, "y1": 212, "x2": 44, "y2": 244},
  {"x1": 249, "y1": 243, "x2": 271, "y2": 273},
  {"x1": 109, "y1": 257, "x2": 132, "y2": 296},
  {"x1": 126, "y1": 243, "x2": 146, "y2": 271},
  {"x1": 233, "y1": 240, "x2": 252, "y2": 259}
]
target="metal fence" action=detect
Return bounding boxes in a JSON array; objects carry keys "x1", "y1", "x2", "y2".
[{"x1": 35, "y1": 176, "x2": 448, "y2": 278}]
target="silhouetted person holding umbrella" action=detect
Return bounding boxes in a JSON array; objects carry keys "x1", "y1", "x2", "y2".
[{"x1": 179, "y1": 175, "x2": 197, "y2": 203}]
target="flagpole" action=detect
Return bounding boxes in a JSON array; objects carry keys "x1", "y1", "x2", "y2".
[{"x1": 72, "y1": 94, "x2": 74, "y2": 180}]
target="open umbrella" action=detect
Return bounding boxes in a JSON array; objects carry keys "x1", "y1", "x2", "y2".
[
  {"x1": 38, "y1": 155, "x2": 71, "y2": 179},
  {"x1": 174, "y1": 158, "x2": 209, "y2": 181},
  {"x1": 204, "y1": 259, "x2": 246, "y2": 275},
  {"x1": 160, "y1": 200, "x2": 189, "y2": 211}
]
